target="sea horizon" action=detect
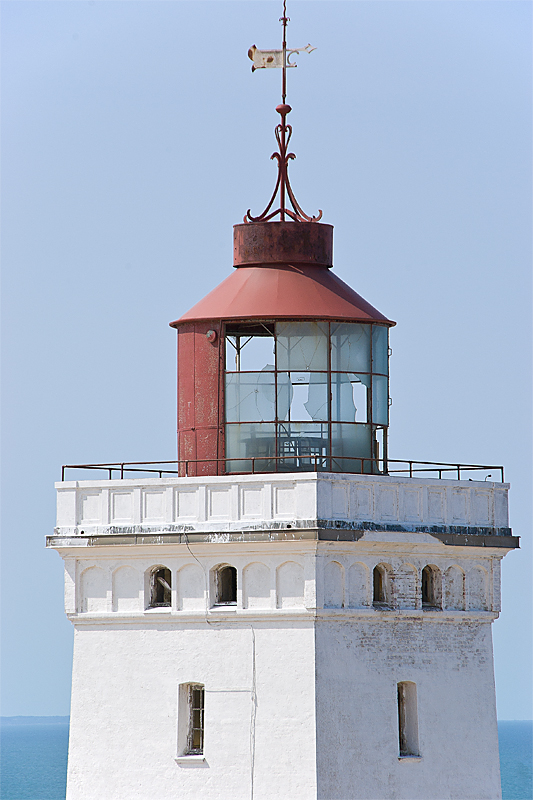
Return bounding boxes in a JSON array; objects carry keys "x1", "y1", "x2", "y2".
[{"x1": 1, "y1": 717, "x2": 532, "y2": 800}]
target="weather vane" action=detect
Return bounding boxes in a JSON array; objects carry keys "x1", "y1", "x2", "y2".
[{"x1": 245, "y1": 0, "x2": 322, "y2": 224}]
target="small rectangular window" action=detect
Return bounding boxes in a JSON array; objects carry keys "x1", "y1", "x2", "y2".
[
  {"x1": 178, "y1": 683, "x2": 204, "y2": 756},
  {"x1": 397, "y1": 681, "x2": 419, "y2": 757}
]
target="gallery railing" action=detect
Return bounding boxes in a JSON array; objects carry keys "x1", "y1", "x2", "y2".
[{"x1": 60, "y1": 457, "x2": 504, "y2": 483}]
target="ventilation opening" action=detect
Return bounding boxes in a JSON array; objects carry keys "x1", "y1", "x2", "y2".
[
  {"x1": 215, "y1": 566, "x2": 237, "y2": 605},
  {"x1": 397, "y1": 681, "x2": 419, "y2": 757},
  {"x1": 150, "y1": 567, "x2": 171, "y2": 608},
  {"x1": 373, "y1": 566, "x2": 384, "y2": 602},
  {"x1": 422, "y1": 565, "x2": 442, "y2": 609},
  {"x1": 373, "y1": 565, "x2": 390, "y2": 607}
]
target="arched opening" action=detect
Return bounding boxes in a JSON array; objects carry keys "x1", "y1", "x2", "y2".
[
  {"x1": 214, "y1": 565, "x2": 237, "y2": 605},
  {"x1": 422, "y1": 565, "x2": 442, "y2": 609},
  {"x1": 149, "y1": 566, "x2": 171, "y2": 608},
  {"x1": 373, "y1": 564, "x2": 391, "y2": 606},
  {"x1": 373, "y1": 566, "x2": 384, "y2": 603}
]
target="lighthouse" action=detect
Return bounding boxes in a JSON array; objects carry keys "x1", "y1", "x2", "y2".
[{"x1": 48, "y1": 9, "x2": 518, "y2": 800}]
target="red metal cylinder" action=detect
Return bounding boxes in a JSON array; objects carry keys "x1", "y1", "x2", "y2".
[
  {"x1": 233, "y1": 222, "x2": 333, "y2": 268},
  {"x1": 176, "y1": 321, "x2": 223, "y2": 476}
]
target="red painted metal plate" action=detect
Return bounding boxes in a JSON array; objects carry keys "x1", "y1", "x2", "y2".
[{"x1": 170, "y1": 265, "x2": 395, "y2": 327}]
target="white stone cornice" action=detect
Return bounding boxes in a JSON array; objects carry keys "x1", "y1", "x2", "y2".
[{"x1": 66, "y1": 608, "x2": 498, "y2": 625}]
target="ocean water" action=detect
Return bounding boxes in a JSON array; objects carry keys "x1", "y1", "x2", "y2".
[
  {"x1": 0, "y1": 718, "x2": 531, "y2": 799},
  {"x1": 499, "y1": 721, "x2": 533, "y2": 800},
  {"x1": 1, "y1": 719, "x2": 69, "y2": 800}
]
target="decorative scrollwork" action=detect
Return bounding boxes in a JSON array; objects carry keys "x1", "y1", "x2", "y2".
[{"x1": 244, "y1": 105, "x2": 322, "y2": 224}]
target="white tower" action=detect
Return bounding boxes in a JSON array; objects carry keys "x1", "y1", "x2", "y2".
[{"x1": 48, "y1": 13, "x2": 518, "y2": 800}]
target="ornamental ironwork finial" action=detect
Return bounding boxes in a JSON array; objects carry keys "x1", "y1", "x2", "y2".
[{"x1": 244, "y1": 1, "x2": 322, "y2": 224}]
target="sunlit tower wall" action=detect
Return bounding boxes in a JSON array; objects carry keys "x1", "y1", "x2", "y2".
[{"x1": 48, "y1": 18, "x2": 518, "y2": 800}]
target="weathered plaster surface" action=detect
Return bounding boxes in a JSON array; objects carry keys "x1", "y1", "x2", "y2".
[
  {"x1": 49, "y1": 474, "x2": 511, "y2": 799},
  {"x1": 315, "y1": 619, "x2": 500, "y2": 799},
  {"x1": 53, "y1": 472, "x2": 512, "y2": 537}
]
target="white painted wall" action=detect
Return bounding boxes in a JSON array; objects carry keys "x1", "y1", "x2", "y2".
[
  {"x1": 67, "y1": 620, "x2": 316, "y2": 800},
  {"x1": 54, "y1": 472, "x2": 510, "y2": 537},
  {"x1": 49, "y1": 474, "x2": 513, "y2": 799},
  {"x1": 315, "y1": 618, "x2": 501, "y2": 800}
]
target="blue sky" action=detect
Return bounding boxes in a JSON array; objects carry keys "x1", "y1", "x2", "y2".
[{"x1": 1, "y1": 0, "x2": 531, "y2": 719}]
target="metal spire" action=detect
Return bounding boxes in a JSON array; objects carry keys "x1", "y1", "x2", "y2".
[
  {"x1": 245, "y1": 1, "x2": 321, "y2": 224},
  {"x1": 281, "y1": 0, "x2": 288, "y2": 105}
]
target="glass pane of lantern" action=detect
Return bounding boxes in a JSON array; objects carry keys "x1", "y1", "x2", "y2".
[
  {"x1": 225, "y1": 423, "x2": 276, "y2": 473},
  {"x1": 276, "y1": 371, "x2": 293, "y2": 421},
  {"x1": 331, "y1": 423, "x2": 372, "y2": 473},
  {"x1": 284, "y1": 372, "x2": 309, "y2": 421},
  {"x1": 225, "y1": 371, "x2": 276, "y2": 422},
  {"x1": 374, "y1": 427, "x2": 385, "y2": 471},
  {"x1": 283, "y1": 372, "x2": 329, "y2": 422},
  {"x1": 372, "y1": 325, "x2": 388, "y2": 375},
  {"x1": 277, "y1": 422, "x2": 329, "y2": 471},
  {"x1": 372, "y1": 375, "x2": 389, "y2": 424},
  {"x1": 330, "y1": 323, "x2": 371, "y2": 373},
  {"x1": 276, "y1": 321, "x2": 328, "y2": 371},
  {"x1": 225, "y1": 369, "x2": 291, "y2": 423},
  {"x1": 331, "y1": 373, "x2": 369, "y2": 422}
]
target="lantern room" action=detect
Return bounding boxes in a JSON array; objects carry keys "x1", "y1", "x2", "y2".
[{"x1": 170, "y1": 219, "x2": 394, "y2": 477}]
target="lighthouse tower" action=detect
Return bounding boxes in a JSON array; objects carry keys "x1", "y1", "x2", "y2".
[{"x1": 49, "y1": 12, "x2": 518, "y2": 800}]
